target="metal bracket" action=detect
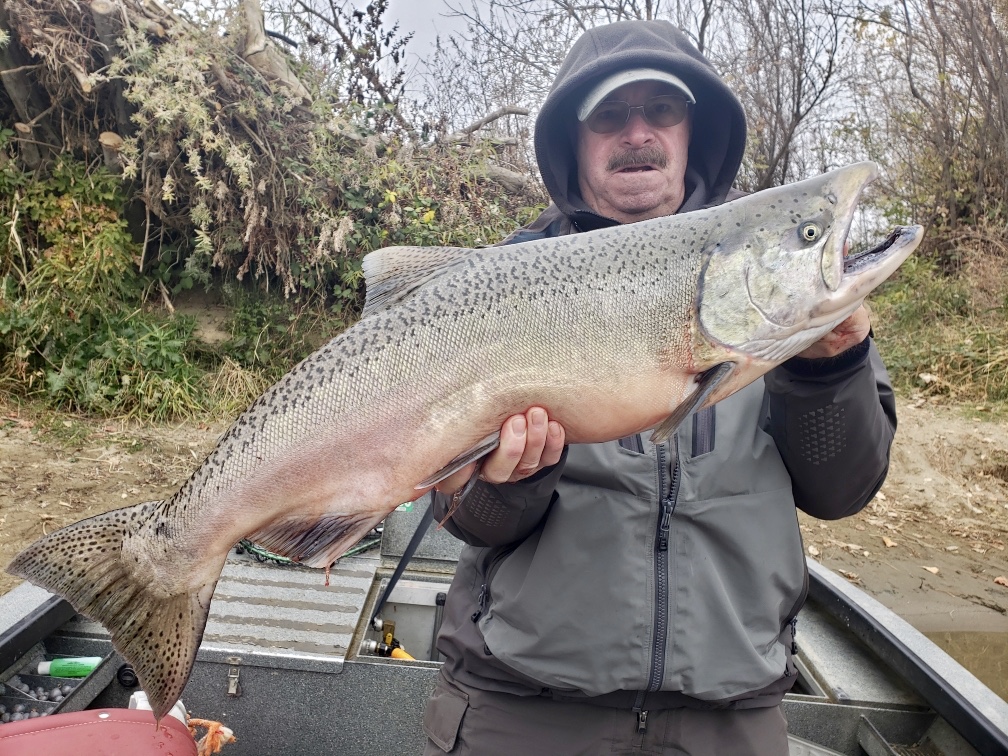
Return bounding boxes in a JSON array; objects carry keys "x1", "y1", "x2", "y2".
[
  {"x1": 857, "y1": 715, "x2": 902, "y2": 756},
  {"x1": 226, "y1": 656, "x2": 242, "y2": 698}
]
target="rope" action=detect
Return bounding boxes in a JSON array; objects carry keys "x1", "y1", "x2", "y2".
[
  {"x1": 188, "y1": 717, "x2": 237, "y2": 755},
  {"x1": 236, "y1": 532, "x2": 382, "y2": 566}
]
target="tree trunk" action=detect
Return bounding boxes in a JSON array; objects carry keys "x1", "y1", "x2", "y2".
[
  {"x1": 90, "y1": 0, "x2": 133, "y2": 136},
  {"x1": 240, "y1": 0, "x2": 310, "y2": 102},
  {"x1": 99, "y1": 131, "x2": 124, "y2": 172},
  {"x1": 0, "y1": 4, "x2": 60, "y2": 169}
]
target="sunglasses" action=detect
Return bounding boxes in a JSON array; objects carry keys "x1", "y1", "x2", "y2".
[{"x1": 583, "y1": 94, "x2": 692, "y2": 135}]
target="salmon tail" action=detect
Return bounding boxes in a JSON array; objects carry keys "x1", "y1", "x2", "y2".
[{"x1": 6, "y1": 502, "x2": 214, "y2": 722}]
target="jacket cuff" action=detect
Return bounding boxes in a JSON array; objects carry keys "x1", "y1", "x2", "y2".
[
  {"x1": 780, "y1": 335, "x2": 871, "y2": 378},
  {"x1": 433, "y1": 447, "x2": 569, "y2": 547}
]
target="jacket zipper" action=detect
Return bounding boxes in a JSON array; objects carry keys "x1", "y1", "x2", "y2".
[
  {"x1": 470, "y1": 545, "x2": 517, "y2": 623},
  {"x1": 648, "y1": 437, "x2": 680, "y2": 693}
]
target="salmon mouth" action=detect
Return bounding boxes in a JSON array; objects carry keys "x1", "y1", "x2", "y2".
[{"x1": 843, "y1": 226, "x2": 919, "y2": 276}]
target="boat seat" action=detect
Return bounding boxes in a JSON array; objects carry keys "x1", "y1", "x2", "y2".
[{"x1": 0, "y1": 707, "x2": 198, "y2": 755}]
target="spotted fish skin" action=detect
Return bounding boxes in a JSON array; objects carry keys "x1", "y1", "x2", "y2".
[{"x1": 6, "y1": 162, "x2": 922, "y2": 722}]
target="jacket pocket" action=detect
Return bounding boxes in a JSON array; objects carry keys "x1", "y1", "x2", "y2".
[
  {"x1": 665, "y1": 485, "x2": 806, "y2": 698},
  {"x1": 618, "y1": 433, "x2": 644, "y2": 453},
  {"x1": 423, "y1": 682, "x2": 469, "y2": 753},
  {"x1": 472, "y1": 542, "x2": 520, "y2": 624},
  {"x1": 691, "y1": 406, "x2": 716, "y2": 457}
]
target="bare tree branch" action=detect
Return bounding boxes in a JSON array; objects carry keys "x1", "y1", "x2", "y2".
[{"x1": 452, "y1": 105, "x2": 530, "y2": 137}]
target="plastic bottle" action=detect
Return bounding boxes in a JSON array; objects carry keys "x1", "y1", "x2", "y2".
[{"x1": 37, "y1": 656, "x2": 103, "y2": 677}]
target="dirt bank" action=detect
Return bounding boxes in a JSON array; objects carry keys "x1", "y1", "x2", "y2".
[{"x1": 799, "y1": 399, "x2": 1008, "y2": 635}]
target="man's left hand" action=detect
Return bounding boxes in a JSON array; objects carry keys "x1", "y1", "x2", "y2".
[{"x1": 796, "y1": 305, "x2": 871, "y2": 360}]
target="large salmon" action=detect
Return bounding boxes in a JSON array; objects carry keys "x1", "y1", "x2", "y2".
[{"x1": 8, "y1": 161, "x2": 922, "y2": 720}]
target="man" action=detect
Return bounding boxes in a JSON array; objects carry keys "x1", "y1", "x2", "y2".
[{"x1": 422, "y1": 19, "x2": 895, "y2": 755}]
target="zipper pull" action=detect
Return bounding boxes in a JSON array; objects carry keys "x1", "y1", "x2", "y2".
[
  {"x1": 636, "y1": 709, "x2": 648, "y2": 734},
  {"x1": 657, "y1": 497, "x2": 675, "y2": 551},
  {"x1": 471, "y1": 583, "x2": 488, "y2": 622}
]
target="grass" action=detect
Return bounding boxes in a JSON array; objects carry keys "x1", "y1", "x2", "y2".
[
  {"x1": 870, "y1": 242, "x2": 1008, "y2": 412},
  {"x1": 33, "y1": 414, "x2": 94, "y2": 446},
  {"x1": 0, "y1": 282, "x2": 346, "y2": 423}
]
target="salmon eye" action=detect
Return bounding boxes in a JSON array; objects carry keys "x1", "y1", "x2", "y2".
[{"x1": 799, "y1": 222, "x2": 822, "y2": 242}]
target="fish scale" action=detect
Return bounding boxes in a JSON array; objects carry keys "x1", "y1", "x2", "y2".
[{"x1": 7, "y1": 161, "x2": 923, "y2": 721}]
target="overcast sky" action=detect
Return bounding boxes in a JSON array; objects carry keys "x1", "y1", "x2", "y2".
[
  {"x1": 387, "y1": 0, "x2": 466, "y2": 56},
  {"x1": 384, "y1": 0, "x2": 474, "y2": 102}
]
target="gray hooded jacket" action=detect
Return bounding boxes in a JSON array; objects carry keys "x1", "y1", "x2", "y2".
[{"x1": 432, "y1": 20, "x2": 897, "y2": 711}]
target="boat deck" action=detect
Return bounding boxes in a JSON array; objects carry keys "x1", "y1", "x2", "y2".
[
  {"x1": 199, "y1": 554, "x2": 379, "y2": 671},
  {"x1": 2, "y1": 517, "x2": 1007, "y2": 755}
]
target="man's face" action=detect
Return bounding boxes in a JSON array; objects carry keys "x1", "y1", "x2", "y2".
[{"x1": 576, "y1": 80, "x2": 692, "y2": 223}]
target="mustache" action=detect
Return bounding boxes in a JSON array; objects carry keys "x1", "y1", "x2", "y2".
[{"x1": 607, "y1": 147, "x2": 669, "y2": 171}]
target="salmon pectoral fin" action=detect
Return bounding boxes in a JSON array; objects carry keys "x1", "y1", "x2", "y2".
[
  {"x1": 650, "y1": 362, "x2": 734, "y2": 444},
  {"x1": 415, "y1": 431, "x2": 501, "y2": 489},
  {"x1": 6, "y1": 503, "x2": 213, "y2": 723},
  {"x1": 247, "y1": 510, "x2": 387, "y2": 569}
]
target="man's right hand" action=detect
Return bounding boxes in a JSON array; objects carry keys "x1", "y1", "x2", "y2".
[{"x1": 435, "y1": 407, "x2": 566, "y2": 495}]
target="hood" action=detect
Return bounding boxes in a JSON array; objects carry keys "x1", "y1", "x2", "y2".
[{"x1": 534, "y1": 20, "x2": 747, "y2": 228}]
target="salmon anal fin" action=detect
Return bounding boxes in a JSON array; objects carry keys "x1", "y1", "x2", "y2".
[{"x1": 247, "y1": 512, "x2": 384, "y2": 569}]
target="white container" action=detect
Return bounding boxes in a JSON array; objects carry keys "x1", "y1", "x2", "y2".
[{"x1": 128, "y1": 690, "x2": 188, "y2": 725}]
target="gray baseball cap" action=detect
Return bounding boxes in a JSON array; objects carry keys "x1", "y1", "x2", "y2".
[{"x1": 577, "y1": 67, "x2": 696, "y2": 122}]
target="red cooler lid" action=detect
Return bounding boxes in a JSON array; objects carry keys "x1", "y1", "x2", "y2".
[{"x1": 0, "y1": 707, "x2": 198, "y2": 755}]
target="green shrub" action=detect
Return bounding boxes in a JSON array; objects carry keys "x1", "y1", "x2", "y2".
[
  {"x1": 0, "y1": 157, "x2": 211, "y2": 418},
  {"x1": 871, "y1": 249, "x2": 1008, "y2": 406},
  {"x1": 220, "y1": 287, "x2": 329, "y2": 380},
  {"x1": 106, "y1": 20, "x2": 542, "y2": 310}
]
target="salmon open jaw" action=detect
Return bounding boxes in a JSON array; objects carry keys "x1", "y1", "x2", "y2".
[{"x1": 843, "y1": 227, "x2": 915, "y2": 275}]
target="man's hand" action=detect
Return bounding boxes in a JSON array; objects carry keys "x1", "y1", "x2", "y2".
[
  {"x1": 436, "y1": 407, "x2": 566, "y2": 495},
  {"x1": 796, "y1": 305, "x2": 871, "y2": 360}
]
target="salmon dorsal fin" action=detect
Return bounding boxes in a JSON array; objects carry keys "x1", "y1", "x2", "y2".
[
  {"x1": 650, "y1": 362, "x2": 733, "y2": 444},
  {"x1": 361, "y1": 245, "x2": 477, "y2": 316}
]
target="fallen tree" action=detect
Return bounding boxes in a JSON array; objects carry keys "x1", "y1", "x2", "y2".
[
  {"x1": 0, "y1": 0, "x2": 543, "y2": 416},
  {"x1": 0, "y1": 0, "x2": 542, "y2": 298}
]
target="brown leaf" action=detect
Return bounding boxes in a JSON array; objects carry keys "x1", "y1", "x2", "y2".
[
  {"x1": 994, "y1": 576, "x2": 1008, "y2": 587},
  {"x1": 807, "y1": 545, "x2": 820, "y2": 557},
  {"x1": 922, "y1": 566, "x2": 940, "y2": 575},
  {"x1": 839, "y1": 570, "x2": 860, "y2": 582},
  {"x1": 883, "y1": 536, "x2": 898, "y2": 548}
]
